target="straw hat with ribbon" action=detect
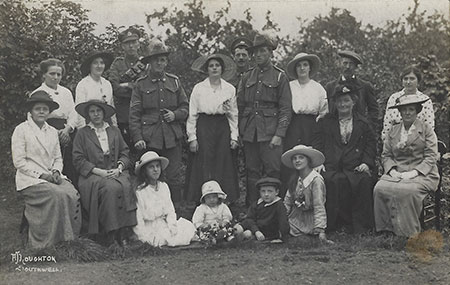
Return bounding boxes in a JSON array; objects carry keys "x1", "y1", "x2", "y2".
[
  {"x1": 191, "y1": 53, "x2": 236, "y2": 82},
  {"x1": 281, "y1": 145, "x2": 325, "y2": 169},
  {"x1": 286, "y1": 52, "x2": 321, "y2": 79},
  {"x1": 134, "y1": 151, "x2": 169, "y2": 176}
]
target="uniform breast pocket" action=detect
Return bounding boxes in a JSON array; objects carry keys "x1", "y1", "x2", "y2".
[
  {"x1": 162, "y1": 86, "x2": 178, "y2": 108},
  {"x1": 142, "y1": 88, "x2": 158, "y2": 108},
  {"x1": 260, "y1": 81, "x2": 279, "y2": 102}
]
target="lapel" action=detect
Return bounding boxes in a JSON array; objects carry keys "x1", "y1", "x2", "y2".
[
  {"x1": 330, "y1": 117, "x2": 343, "y2": 147},
  {"x1": 85, "y1": 127, "x2": 103, "y2": 151},
  {"x1": 28, "y1": 120, "x2": 52, "y2": 156},
  {"x1": 347, "y1": 115, "x2": 364, "y2": 146},
  {"x1": 406, "y1": 120, "x2": 423, "y2": 146},
  {"x1": 106, "y1": 127, "x2": 116, "y2": 157}
]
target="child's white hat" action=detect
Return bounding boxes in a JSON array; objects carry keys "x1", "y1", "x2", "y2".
[
  {"x1": 281, "y1": 145, "x2": 325, "y2": 169},
  {"x1": 200, "y1": 180, "x2": 227, "y2": 203},
  {"x1": 135, "y1": 151, "x2": 169, "y2": 176}
]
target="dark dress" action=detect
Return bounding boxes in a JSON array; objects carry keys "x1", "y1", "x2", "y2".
[
  {"x1": 312, "y1": 113, "x2": 376, "y2": 233},
  {"x1": 73, "y1": 124, "x2": 137, "y2": 234}
]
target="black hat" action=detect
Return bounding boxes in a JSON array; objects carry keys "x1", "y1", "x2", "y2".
[
  {"x1": 230, "y1": 37, "x2": 252, "y2": 53},
  {"x1": 119, "y1": 28, "x2": 140, "y2": 43},
  {"x1": 334, "y1": 83, "x2": 360, "y2": 98},
  {"x1": 75, "y1": 99, "x2": 116, "y2": 120},
  {"x1": 26, "y1": 90, "x2": 59, "y2": 112},
  {"x1": 80, "y1": 50, "x2": 114, "y2": 77},
  {"x1": 255, "y1": 177, "x2": 281, "y2": 189}
]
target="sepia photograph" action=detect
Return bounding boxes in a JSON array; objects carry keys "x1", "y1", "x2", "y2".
[{"x1": 0, "y1": 0, "x2": 449, "y2": 284}]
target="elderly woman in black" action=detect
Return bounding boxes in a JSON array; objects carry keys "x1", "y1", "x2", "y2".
[{"x1": 313, "y1": 84, "x2": 376, "y2": 233}]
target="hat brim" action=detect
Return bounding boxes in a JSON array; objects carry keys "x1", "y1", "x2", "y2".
[
  {"x1": 191, "y1": 54, "x2": 237, "y2": 82},
  {"x1": 141, "y1": 52, "x2": 171, "y2": 64},
  {"x1": 80, "y1": 52, "x2": 114, "y2": 77},
  {"x1": 230, "y1": 37, "x2": 253, "y2": 52},
  {"x1": 338, "y1": 51, "x2": 363, "y2": 65},
  {"x1": 246, "y1": 43, "x2": 277, "y2": 52},
  {"x1": 75, "y1": 101, "x2": 116, "y2": 120},
  {"x1": 388, "y1": 98, "x2": 429, "y2": 109},
  {"x1": 281, "y1": 147, "x2": 325, "y2": 169},
  {"x1": 200, "y1": 191, "x2": 227, "y2": 203},
  {"x1": 26, "y1": 100, "x2": 59, "y2": 113},
  {"x1": 122, "y1": 35, "x2": 139, "y2": 43},
  {"x1": 135, "y1": 156, "x2": 169, "y2": 176},
  {"x1": 287, "y1": 54, "x2": 321, "y2": 79}
]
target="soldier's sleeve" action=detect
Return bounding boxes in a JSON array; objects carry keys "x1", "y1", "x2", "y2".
[
  {"x1": 108, "y1": 58, "x2": 128, "y2": 95},
  {"x1": 236, "y1": 73, "x2": 246, "y2": 116},
  {"x1": 275, "y1": 72, "x2": 292, "y2": 138},
  {"x1": 365, "y1": 81, "x2": 379, "y2": 127},
  {"x1": 129, "y1": 79, "x2": 144, "y2": 143},
  {"x1": 173, "y1": 77, "x2": 189, "y2": 121}
]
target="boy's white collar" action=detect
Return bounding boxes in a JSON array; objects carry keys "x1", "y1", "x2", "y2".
[{"x1": 257, "y1": 196, "x2": 281, "y2": 207}]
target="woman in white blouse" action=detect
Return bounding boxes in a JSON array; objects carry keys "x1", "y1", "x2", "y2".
[
  {"x1": 11, "y1": 91, "x2": 81, "y2": 248},
  {"x1": 381, "y1": 66, "x2": 434, "y2": 142},
  {"x1": 33, "y1": 58, "x2": 79, "y2": 184},
  {"x1": 75, "y1": 51, "x2": 116, "y2": 128},
  {"x1": 281, "y1": 53, "x2": 328, "y2": 196},
  {"x1": 186, "y1": 54, "x2": 239, "y2": 204}
]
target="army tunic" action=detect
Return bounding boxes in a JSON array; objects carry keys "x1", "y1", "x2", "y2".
[
  {"x1": 129, "y1": 72, "x2": 188, "y2": 150},
  {"x1": 237, "y1": 62, "x2": 292, "y2": 142},
  {"x1": 108, "y1": 55, "x2": 147, "y2": 125}
]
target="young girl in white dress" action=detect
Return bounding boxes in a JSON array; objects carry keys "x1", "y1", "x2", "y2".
[{"x1": 133, "y1": 151, "x2": 195, "y2": 247}]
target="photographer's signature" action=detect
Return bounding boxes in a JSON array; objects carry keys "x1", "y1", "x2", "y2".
[{"x1": 10, "y1": 251, "x2": 61, "y2": 272}]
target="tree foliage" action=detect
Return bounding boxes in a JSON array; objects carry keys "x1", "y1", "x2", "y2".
[{"x1": 0, "y1": 0, "x2": 448, "y2": 144}]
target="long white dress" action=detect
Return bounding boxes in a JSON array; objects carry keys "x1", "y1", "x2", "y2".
[{"x1": 133, "y1": 181, "x2": 195, "y2": 247}]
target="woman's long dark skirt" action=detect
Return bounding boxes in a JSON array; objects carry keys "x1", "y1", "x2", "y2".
[
  {"x1": 185, "y1": 114, "x2": 239, "y2": 204},
  {"x1": 280, "y1": 113, "x2": 317, "y2": 198}
]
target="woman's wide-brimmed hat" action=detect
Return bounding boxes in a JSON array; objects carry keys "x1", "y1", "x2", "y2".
[
  {"x1": 191, "y1": 53, "x2": 237, "y2": 82},
  {"x1": 141, "y1": 40, "x2": 170, "y2": 64},
  {"x1": 135, "y1": 151, "x2": 169, "y2": 176},
  {"x1": 281, "y1": 145, "x2": 325, "y2": 169},
  {"x1": 247, "y1": 34, "x2": 278, "y2": 52},
  {"x1": 388, "y1": 94, "x2": 430, "y2": 109},
  {"x1": 26, "y1": 90, "x2": 59, "y2": 112},
  {"x1": 199, "y1": 180, "x2": 227, "y2": 203},
  {"x1": 80, "y1": 50, "x2": 114, "y2": 77},
  {"x1": 75, "y1": 99, "x2": 116, "y2": 120},
  {"x1": 286, "y1": 52, "x2": 321, "y2": 79}
]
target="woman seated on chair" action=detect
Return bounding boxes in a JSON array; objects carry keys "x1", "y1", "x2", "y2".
[
  {"x1": 72, "y1": 100, "x2": 136, "y2": 246},
  {"x1": 313, "y1": 83, "x2": 376, "y2": 234},
  {"x1": 11, "y1": 91, "x2": 81, "y2": 248},
  {"x1": 374, "y1": 94, "x2": 439, "y2": 237}
]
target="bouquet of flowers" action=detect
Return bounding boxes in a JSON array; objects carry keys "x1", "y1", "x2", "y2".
[{"x1": 196, "y1": 221, "x2": 236, "y2": 245}]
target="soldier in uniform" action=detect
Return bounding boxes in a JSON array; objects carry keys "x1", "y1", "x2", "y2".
[
  {"x1": 324, "y1": 50, "x2": 379, "y2": 128},
  {"x1": 228, "y1": 37, "x2": 252, "y2": 87},
  {"x1": 129, "y1": 40, "x2": 189, "y2": 203},
  {"x1": 108, "y1": 27, "x2": 147, "y2": 146},
  {"x1": 237, "y1": 34, "x2": 292, "y2": 206}
]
